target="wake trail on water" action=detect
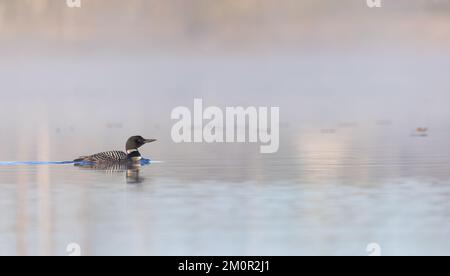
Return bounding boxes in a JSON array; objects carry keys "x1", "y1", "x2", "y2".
[{"x1": 0, "y1": 161, "x2": 75, "y2": 166}]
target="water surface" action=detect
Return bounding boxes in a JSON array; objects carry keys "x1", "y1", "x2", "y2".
[{"x1": 1, "y1": 123, "x2": 450, "y2": 255}]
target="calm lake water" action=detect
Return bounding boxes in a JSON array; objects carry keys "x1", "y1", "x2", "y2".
[
  {"x1": 1, "y1": 51, "x2": 450, "y2": 256},
  {"x1": 1, "y1": 128, "x2": 450, "y2": 256}
]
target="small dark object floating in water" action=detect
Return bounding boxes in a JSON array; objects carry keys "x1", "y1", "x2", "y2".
[
  {"x1": 320, "y1": 129, "x2": 337, "y2": 134},
  {"x1": 376, "y1": 120, "x2": 393, "y2": 126},
  {"x1": 411, "y1": 127, "x2": 429, "y2": 137},
  {"x1": 338, "y1": 122, "x2": 358, "y2": 128}
]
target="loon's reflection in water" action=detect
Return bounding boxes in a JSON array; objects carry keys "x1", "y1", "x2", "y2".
[{"x1": 74, "y1": 162, "x2": 147, "y2": 184}]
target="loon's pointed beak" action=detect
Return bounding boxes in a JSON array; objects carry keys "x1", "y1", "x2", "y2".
[{"x1": 144, "y1": 139, "x2": 157, "y2": 144}]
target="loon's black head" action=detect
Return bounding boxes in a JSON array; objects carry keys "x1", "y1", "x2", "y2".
[{"x1": 126, "y1": 136, "x2": 157, "y2": 153}]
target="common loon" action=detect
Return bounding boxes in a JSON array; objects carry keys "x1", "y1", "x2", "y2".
[{"x1": 74, "y1": 136, "x2": 157, "y2": 164}]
